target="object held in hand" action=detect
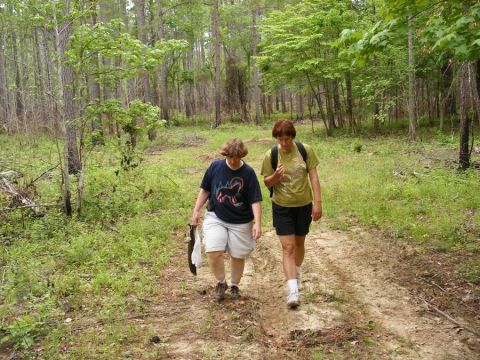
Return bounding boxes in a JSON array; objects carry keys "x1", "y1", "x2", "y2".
[{"x1": 188, "y1": 224, "x2": 203, "y2": 275}]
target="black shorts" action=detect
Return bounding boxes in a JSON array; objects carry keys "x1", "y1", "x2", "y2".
[{"x1": 272, "y1": 202, "x2": 312, "y2": 236}]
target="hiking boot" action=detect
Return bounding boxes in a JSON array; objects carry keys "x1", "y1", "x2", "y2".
[
  {"x1": 287, "y1": 291, "x2": 299, "y2": 309},
  {"x1": 215, "y1": 282, "x2": 228, "y2": 302},
  {"x1": 230, "y1": 285, "x2": 240, "y2": 300}
]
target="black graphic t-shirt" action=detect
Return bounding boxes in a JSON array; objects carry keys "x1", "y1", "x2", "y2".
[{"x1": 200, "y1": 159, "x2": 262, "y2": 224}]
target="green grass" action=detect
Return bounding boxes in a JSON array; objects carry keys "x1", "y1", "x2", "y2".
[{"x1": 1, "y1": 120, "x2": 479, "y2": 356}]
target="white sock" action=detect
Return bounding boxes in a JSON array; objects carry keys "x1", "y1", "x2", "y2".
[
  {"x1": 287, "y1": 279, "x2": 298, "y2": 294},
  {"x1": 218, "y1": 279, "x2": 226, "y2": 284}
]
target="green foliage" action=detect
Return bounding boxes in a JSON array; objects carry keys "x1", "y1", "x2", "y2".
[
  {"x1": 1, "y1": 122, "x2": 479, "y2": 356},
  {"x1": 85, "y1": 99, "x2": 165, "y2": 169},
  {"x1": 258, "y1": 0, "x2": 357, "y2": 92},
  {"x1": 425, "y1": 3, "x2": 480, "y2": 61},
  {"x1": 348, "y1": 0, "x2": 480, "y2": 63},
  {"x1": 1, "y1": 315, "x2": 42, "y2": 350},
  {"x1": 68, "y1": 19, "x2": 188, "y2": 80}
]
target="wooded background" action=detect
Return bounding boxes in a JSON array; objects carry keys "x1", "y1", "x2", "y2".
[
  {"x1": 1, "y1": 0, "x2": 479, "y2": 173},
  {"x1": 1, "y1": 2, "x2": 480, "y2": 356}
]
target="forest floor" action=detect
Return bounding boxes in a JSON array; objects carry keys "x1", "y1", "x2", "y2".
[
  {"x1": 115, "y1": 134, "x2": 480, "y2": 359},
  {"x1": 2, "y1": 127, "x2": 479, "y2": 359},
  {"x1": 136, "y1": 222, "x2": 480, "y2": 359}
]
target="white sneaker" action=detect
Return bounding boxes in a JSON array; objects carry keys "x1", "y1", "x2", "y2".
[{"x1": 287, "y1": 291, "x2": 299, "y2": 309}]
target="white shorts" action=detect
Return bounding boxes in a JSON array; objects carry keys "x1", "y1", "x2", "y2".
[{"x1": 202, "y1": 211, "x2": 255, "y2": 259}]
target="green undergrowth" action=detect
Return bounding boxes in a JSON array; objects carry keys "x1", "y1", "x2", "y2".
[{"x1": 1, "y1": 120, "x2": 479, "y2": 356}]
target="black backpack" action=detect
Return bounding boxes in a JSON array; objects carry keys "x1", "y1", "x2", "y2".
[{"x1": 269, "y1": 141, "x2": 307, "y2": 197}]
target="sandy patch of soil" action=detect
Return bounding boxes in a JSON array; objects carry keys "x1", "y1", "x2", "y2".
[{"x1": 133, "y1": 225, "x2": 479, "y2": 359}]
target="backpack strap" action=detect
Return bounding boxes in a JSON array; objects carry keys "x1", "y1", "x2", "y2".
[
  {"x1": 270, "y1": 145, "x2": 279, "y2": 170},
  {"x1": 269, "y1": 145, "x2": 278, "y2": 198},
  {"x1": 269, "y1": 142, "x2": 308, "y2": 198},
  {"x1": 295, "y1": 141, "x2": 308, "y2": 170}
]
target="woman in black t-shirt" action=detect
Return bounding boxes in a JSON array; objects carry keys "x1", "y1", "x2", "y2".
[{"x1": 191, "y1": 138, "x2": 262, "y2": 301}]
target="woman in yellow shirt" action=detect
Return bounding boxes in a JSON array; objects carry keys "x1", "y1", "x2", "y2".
[{"x1": 261, "y1": 120, "x2": 322, "y2": 308}]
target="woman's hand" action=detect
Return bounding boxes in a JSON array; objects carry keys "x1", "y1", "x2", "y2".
[
  {"x1": 264, "y1": 164, "x2": 285, "y2": 188},
  {"x1": 251, "y1": 201, "x2": 262, "y2": 240},
  {"x1": 309, "y1": 169, "x2": 322, "y2": 221},
  {"x1": 273, "y1": 164, "x2": 285, "y2": 182},
  {"x1": 311, "y1": 202, "x2": 322, "y2": 221},
  {"x1": 191, "y1": 189, "x2": 210, "y2": 226},
  {"x1": 252, "y1": 222, "x2": 262, "y2": 240},
  {"x1": 191, "y1": 209, "x2": 201, "y2": 226}
]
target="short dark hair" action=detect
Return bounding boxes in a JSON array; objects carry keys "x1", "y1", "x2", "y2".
[
  {"x1": 272, "y1": 119, "x2": 296, "y2": 138},
  {"x1": 220, "y1": 138, "x2": 248, "y2": 158}
]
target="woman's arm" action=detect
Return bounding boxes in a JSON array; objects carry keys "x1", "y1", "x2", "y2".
[
  {"x1": 263, "y1": 164, "x2": 285, "y2": 188},
  {"x1": 308, "y1": 168, "x2": 322, "y2": 221},
  {"x1": 191, "y1": 188, "x2": 210, "y2": 225},
  {"x1": 251, "y1": 201, "x2": 262, "y2": 240}
]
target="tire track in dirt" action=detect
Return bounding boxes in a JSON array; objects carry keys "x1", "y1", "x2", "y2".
[
  {"x1": 248, "y1": 229, "x2": 381, "y2": 359},
  {"x1": 244, "y1": 226, "x2": 479, "y2": 359},
  {"x1": 145, "y1": 225, "x2": 479, "y2": 359},
  {"x1": 309, "y1": 227, "x2": 479, "y2": 359}
]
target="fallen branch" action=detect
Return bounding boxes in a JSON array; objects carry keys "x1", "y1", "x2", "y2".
[
  {"x1": 0, "y1": 178, "x2": 43, "y2": 215},
  {"x1": 25, "y1": 163, "x2": 60, "y2": 190},
  {"x1": 0, "y1": 204, "x2": 61, "y2": 212},
  {"x1": 420, "y1": 297, "x2": 480, "y2": 337},
  {"x1": 426, "y1": 280, "x2": 480, "y2": 315}
]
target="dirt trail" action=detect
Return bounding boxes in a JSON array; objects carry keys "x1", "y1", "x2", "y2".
[{"x1": 146, "y1": 225, "x2": 479, "y2": 359}]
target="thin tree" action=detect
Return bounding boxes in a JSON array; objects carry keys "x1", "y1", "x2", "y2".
[
  {"x1": 157, "y1": 0, "x2": 169, "y2": 122},
  {"x1": 135, "y1": 0, "x2": 156, "y2": 140},
  {"x1": 407, "y1": 15, "x2": 417, "y2": 140},
  {"x1": 212, "y1": 0, "x2": 222, "y2": 128},
  {"x1": 0, "y1": 30, "x2": 8, "y2": 133},
  {"x1": 458, "y1": 62, "x2": 471, "y2": 169},
  {"x1": 54, "y1": 0, "x2": 81, "y2": 175},
  {"x1": 252, "y1": 7, "x2": 261, "y2": 125}
]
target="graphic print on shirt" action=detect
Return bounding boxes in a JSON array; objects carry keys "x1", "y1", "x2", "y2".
[
  {"x1": 215, "y1": 177, "x2": 244, "y2": 207},
  {"x1": 278, "y1": 153, "x2": 305, "y2": 198}
]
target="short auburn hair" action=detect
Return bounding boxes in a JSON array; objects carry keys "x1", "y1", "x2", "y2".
[
  {"x1": 220, "y1": 138, "x2": 248, "y2": 158},
  {"x1": 272, "y1": 119, "x2": 296, "y2": 138}
]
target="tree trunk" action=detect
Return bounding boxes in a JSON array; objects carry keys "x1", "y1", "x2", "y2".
[
  {"x1": 98, "y1": 2, "x2": 116, "y2": 137},
  {"x1": 119, "y1": 0, "x2": 134, "y2": 106},
  {"x1": 19, "y1": 33, "x2": 30, "y2": 131},
  {"x1": 345, "y1": 71, "x2": 355, "y2": 132},
  {"x1": 262, "y1": 93, "x2": 267, "y2": 117},
  {"x1": 55, "y1": 0, "x2": 81, "y2": 175},
  {"x1": 41, "y1": 27, "x2": 55, "y2": 128},
  {"x1": 134, "y1": 0, "x2": 155, "y2": 140},
  {"x1": 87, "y1": 1, "x2": 102, "y2": 136},
  {"x1": 333, "y1": 80, "x2": 343, "y2": 128},
  {"x1": 32, "y1": 27, "x2": 47, "y2": 130},
  {"x1": 458, "y1": 62, "x2": 471, "y2": 169},
  {"x1": 183, "y1": 50, "x2": 195, "y2": 118},
  {"x1": 295, "y1": 92, "x2": 303, "y2": 121},
  {"x1": 372, "y1": 56, "x2": 380, "y2": 132},
  {"x1": 198, "y1": 38, "x2": 209, "y2": 114},
  {"x1": 157, "y1": 0, "x2": 169, "y2": 122},
  {"x1": 11, "y1": 31, "x2": 23, "y2": 129},
  {"x1": 407, "y1": 16, "x2": 417, "y2": 140},
  {"x1": 324, "y1": 79, "x2": 335, "y2": 130},
  {"x1": 305, "y1": 73, "x2": 329, "y2": 134},
  {"x1": 212, "y1": 0, "x2": 222, "y2": 128},
  {"x1": 281, "y1": 86, "x2": 287, "y2": 113},
  {"x1": 252, "y1": 7, "x2": 261, "y2": 125},
  {"x1": 0, "y1": 31, "x2": 9, "y2": 133}
]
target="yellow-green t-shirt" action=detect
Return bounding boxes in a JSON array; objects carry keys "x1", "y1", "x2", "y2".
[{"x1": 261, "y1": 143, "x2": 319, "y2": 207}]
